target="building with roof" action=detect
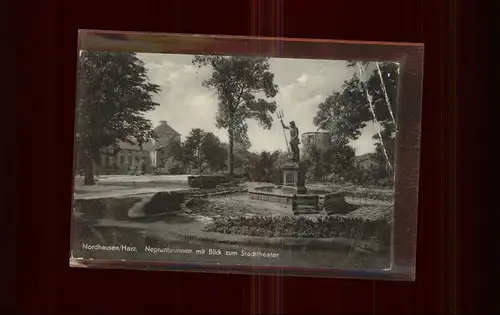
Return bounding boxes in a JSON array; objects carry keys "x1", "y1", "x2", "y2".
[{"x1": 97, "y1": 120, "x2": 181, "y2": 174}]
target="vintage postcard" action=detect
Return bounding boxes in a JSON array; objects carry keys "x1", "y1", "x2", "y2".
[{"x1": 70, "y1": 31, "x2": 423, "y2": 280}]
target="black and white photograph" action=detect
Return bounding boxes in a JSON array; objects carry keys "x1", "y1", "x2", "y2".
[{"x1": 70, "y1": 33, "x2": 420, "y2": 276}]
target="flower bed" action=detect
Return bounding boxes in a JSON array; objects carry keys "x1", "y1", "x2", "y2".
[{"x1": 204, "y1": 215, "x2": 391, "y2": 246}]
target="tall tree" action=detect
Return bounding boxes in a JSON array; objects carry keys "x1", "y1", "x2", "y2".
[
  {"x1": 322, "y1": 138, "x2": 357, "y2": 181},
  {"x1": 192, "y1": 55, "x2": 279, "y2": 175},
  {"x1": 183, "y1": 128, "x2": 206, "y2": 171},
  {"x1": 313, "y1": 90, "x2": 370, "y2": 140},
  {"x1": 76, "y1": 51, "x2": 160, "y2": 185},
  {"x1": 201, "y1": 132, "x2": 227, "y2": 172},
  {"x1": 313, "y1": 62, "x2": 399, "y2": 170},
  {"x1": 302, "y1": 139, "x2": 356, "y2": 182},
  {"x1": 164, "y1": 138, "x2": 185, "y2": 162}
]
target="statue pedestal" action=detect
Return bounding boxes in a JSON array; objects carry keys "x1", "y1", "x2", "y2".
[{"x1": 281, "y1": 162, "x2": 307, "y2": 194}]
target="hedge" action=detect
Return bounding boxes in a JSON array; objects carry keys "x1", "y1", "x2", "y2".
[{"x1": 204, "y1": 215, "x2": 391, "y2": 246}]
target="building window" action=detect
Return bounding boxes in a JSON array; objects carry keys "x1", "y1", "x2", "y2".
[
  {"x1": 128, "y1": 156, "x2": 132, "y2": 165},
  {"x1": 120, "y1": 155, "x2": 125, "y2": 165}
]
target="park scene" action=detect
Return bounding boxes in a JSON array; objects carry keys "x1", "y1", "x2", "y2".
[{"x1": 71, "y1": 51, "x2": 398, "y2": 269}]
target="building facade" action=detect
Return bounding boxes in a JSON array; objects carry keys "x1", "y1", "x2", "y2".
[{"x1": 96, "y1": 120, "x2": 181, "y2": 175}]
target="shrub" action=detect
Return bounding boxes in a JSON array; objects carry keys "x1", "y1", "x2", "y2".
[
  {"x1": 152, "y1": 166, "x2": 165, "y2": 175},
  {"x1": 167, "y1": 163, "x2": 185, "y2": 175}
]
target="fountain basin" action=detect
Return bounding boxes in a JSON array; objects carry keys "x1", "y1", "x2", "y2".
[
  {"x1": 249, "y1": 186, "x2": 294, "y2": 204},
  {"x1": 248, "y1": 185, "x2": 354, "y2": 215}
]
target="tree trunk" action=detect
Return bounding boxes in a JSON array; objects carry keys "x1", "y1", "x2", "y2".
[
  {"x1": 228, "y1": 128, "x2": 234, "y2": 175},
  {"x1": 84, "y1": 154, "x2": 95, "y2": 185}
]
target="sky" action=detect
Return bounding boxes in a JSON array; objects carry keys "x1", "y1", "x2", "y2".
[{"x1": 137, "y1": 53, "x2": 379, "y2": 155}]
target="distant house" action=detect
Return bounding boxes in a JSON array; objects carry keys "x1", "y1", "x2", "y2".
[
  {"x1": 96, "y1": 120, "x2": 181, "y2": 174},
  {"x1": 354, "y1": 153, "x2": 381, "y2": 170},
  {"x1": 148, "y1": 120, "x2": 181, "y2": 168}
]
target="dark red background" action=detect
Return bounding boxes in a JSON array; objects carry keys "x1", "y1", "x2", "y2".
[{"x1": 5, "y1": 0, "x2": 493, "y2": 314}]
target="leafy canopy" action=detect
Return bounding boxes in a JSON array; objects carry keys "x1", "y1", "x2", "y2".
[
  {"x1": 192, "y1": 55, "x2": 279, "y2": 147},
  {"x1": 183, "y1": 128, "x2": 227, "y2": 172},
  {"x1": 76, "y1": 51, "x2": 160, "y2": 161},
  {"x1": 313, "y1": 62, "x2": 399, "y2": 166}
]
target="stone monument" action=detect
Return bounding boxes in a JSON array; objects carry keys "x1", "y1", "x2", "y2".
[
  {"x1": 281, "y1": 161, "x2": 307, "y2": 194},
  {"x1": 279, "y1": 115, "x2": 307, "y2": 194},
  {"x1": 247, "y1": 111, "x2": 354, "y2": 215}
]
